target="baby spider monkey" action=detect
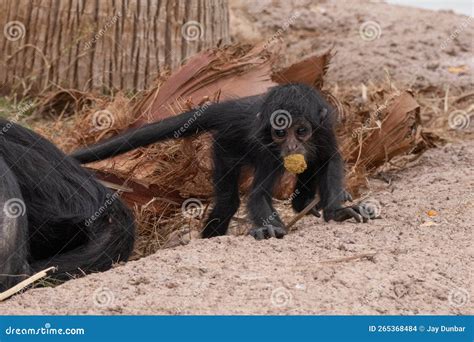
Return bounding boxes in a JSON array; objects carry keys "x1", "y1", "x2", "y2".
[{"x1": 72, "y1": 83, "x2": 367, "y2": 240}]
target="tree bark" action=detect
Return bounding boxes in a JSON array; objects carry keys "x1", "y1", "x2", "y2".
[{"x1": 0, "y1": 0, "x2": 229, "y2": 94}]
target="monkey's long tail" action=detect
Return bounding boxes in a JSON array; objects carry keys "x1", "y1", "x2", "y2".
[
  {"x1": 30, "y1": 202, "x2": 135, "y2": 280},
  {"x1": 71, "y1": 107, "x2": 215, "y2": 164}
]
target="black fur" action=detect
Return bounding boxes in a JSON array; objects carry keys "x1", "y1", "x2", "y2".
[
  {"x1": 72, "y1": 83, "x2": 366, "y2": 240},
  {"x1": 0, "y1": 119, "x2": 135, "y2": 291}
]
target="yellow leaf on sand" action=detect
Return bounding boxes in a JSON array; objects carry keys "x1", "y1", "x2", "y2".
[{"x1": 447, "y1": 65, "x2": 469, "y2": 75}]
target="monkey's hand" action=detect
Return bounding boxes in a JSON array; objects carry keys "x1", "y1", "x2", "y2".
[
  {"x1": 323, "y1": 205, "x2": 369, "y2": 223},
  {"x1": 249, "y1": 225, "x2": 287, "y2": 240}
]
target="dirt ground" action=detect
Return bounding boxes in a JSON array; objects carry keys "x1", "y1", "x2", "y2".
[
  {"x1": 230, "y1": 0, "x2": 473, "y2": 89},
  {"x1": 1, "y1": 0, "x2": 472, "y2": 314}
]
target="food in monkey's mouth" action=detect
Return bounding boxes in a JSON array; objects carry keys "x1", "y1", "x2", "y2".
[{"x1": 283, "y1": 154, "x2": 307, "y2": 174}]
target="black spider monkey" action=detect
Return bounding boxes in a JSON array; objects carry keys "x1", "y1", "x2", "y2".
[
  {"x1": 0, "y1": 119, "x2": 135, "y2": 291},
  {"x1": 72, "y1": 83, "x2": 367, "y2": 240}
]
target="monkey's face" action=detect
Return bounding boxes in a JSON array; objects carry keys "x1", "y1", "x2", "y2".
[{"x1": 271, "y1": 118, "x2": 313, "y2": 157}]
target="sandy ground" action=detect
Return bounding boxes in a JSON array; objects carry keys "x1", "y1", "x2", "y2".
[
  {"x1": 1, "y1": 1, "x2": 473, "y2": 314},
  {"x1": 230, "y1": 0, "x2": 473, "y2": 89},
  {"x1": 1, "y1": 141, "x2": 472, "y2": 315}
]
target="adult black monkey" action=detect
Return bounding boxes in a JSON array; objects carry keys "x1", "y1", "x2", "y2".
[
  {"x1": 72, "y1": 83, "x2": 367, "y2": 240},
  {"x1": 0, "y1": 119, "x2": 135, "y2": 291}
]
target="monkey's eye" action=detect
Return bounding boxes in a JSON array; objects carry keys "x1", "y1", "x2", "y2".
[
  {"x1": 273, "y1": 129, "x2": 286, "y2": 138},
  {"x1": 296, "y1": 127, "x2": 308, "y2": 136}
]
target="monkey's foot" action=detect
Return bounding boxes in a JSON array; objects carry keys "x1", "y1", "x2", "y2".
[
  {"x1": 342, "y1": 190, "x2": 353, "y2": 202},
  {"x1": 324, "y1": 205, "x2": 369, "y2": 223},
  {"x1": 249, "y1": 225, "x2": 287, "y2": 240}
]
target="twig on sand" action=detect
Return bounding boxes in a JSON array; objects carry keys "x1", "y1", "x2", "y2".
[
  {"x1": 319, "y1": 252, "x2": 377, "y2": 264},
  {"x1": 0, "y1": 267, "x2": 56, "y2": 302},
  {"x1": 286, "y1": 197, "x2": 320, "y2": 230}
]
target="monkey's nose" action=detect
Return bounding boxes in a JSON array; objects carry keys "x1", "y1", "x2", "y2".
[{"x1": 288, "y1": 144, "x2": 298, "y2": 152}]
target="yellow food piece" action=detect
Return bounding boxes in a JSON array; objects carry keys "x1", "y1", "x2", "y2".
[
  {"x1": 427, "y1": 209, "x2": 438, "y2": 217},
  {"x1": 283, "y1": 154, "x2": 307, "y2": 174}
]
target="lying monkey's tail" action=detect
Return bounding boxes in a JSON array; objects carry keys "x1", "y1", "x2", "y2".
[
  {"x1": 71, "y1": 107, "x2": 216, "y2": 164},
  {"x1": 30, "y1": 201, "x2": 135, "y2": 280}
]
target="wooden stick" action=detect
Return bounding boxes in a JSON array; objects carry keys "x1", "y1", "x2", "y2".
[
  {"x1": 319, "y1": 252, "x2": 377, "y2": 264},
  {"x1": 0, "y1": 267, "x2": 56, "y2": 302},
  {"x1": 286, "y1": 197, "x2": 320, "y2": 230},
  {"x1": 98, "y1": 180, "x2": 133, "y2": 192}
]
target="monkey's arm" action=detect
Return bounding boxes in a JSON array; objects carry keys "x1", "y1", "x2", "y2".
[
  {"x1": 247, "y1": 164, "x2": 286, "y2": 240},
  {"x1": 317, "y1": 153, "x2": 367, "y2": 223}
]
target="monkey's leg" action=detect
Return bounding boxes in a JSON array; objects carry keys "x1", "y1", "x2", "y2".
[
  {"x1": 248, "y1": 166, "x2": 286, "y2": 240},
  {"x1": 0, "y1": 157, "x2": 31, "y2": 291},
  {"x1": 201, "y1": 153, "x2": 241, "y2": 238}
]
